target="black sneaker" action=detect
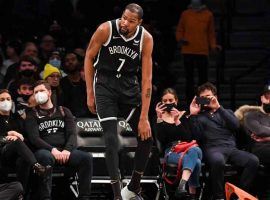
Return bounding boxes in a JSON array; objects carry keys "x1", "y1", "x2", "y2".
[
  {"x1": 33, "y1": 163, "x2": 52, "y2": 177},
  {"x1": 174, "y1": 187, "x2": 188, "y2": 198}
]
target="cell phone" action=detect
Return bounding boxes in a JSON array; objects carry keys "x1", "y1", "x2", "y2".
[
  {"x1": 195, "y1": 96, "x2": 211, "y2": 105},
  {"x1": 164, "y1": 103, "x2": 175, "y2": 112}
]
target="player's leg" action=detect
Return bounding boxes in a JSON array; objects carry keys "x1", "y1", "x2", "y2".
[
  {"x1": 95, "y1": 82, "x2": 122, "y2": 199},
  {"x1": 119, "y1": 105, "x2": 153, "y2": 199}
]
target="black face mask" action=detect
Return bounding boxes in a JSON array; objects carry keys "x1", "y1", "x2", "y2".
[
  {"x1": 20, "y1": 94, "x2": 31, "y2": 102},
  {"x1": 263, "y1": 103, "x2": 270, "y2": 113},
  {"x1": 20, "y1": 69, "x2": 34, "y2": 77}
]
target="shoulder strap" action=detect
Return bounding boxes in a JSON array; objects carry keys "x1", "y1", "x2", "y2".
[
  {"x1": 59, "y1": 106, "x2": 65, "y2": 117},
  {"x1": 32, "y1": 107, "x2": 38, "y2": 118}
]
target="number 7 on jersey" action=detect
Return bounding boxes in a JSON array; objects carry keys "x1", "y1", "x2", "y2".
[{"x1": 117, "y1": 58, "x2": 125, "y2": 72}]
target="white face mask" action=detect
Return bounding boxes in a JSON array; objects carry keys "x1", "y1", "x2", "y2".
[
  {"x1": 35, "y1": 92, "x2": 49, "y2": 105},
  {"x1": 0, "y1": 100, "x2": 12, "y2": 112}
]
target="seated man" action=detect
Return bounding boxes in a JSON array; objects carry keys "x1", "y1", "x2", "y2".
[
  {"x1": 189, "y1": 82, "x2": 259, "y2": 200},
  {"x1": 0, "y1": 181, "x2": 23, "y2": 200},
  {"x1": 242, "y1": 84, "x2": 270, "y2": 166},
  {"x1": 24, "y1": 80, "x2": 93, "y2": 200}
]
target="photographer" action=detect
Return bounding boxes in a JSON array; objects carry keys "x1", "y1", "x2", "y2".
[
  {"x1": 155, "y1": 88, "x2": 202, "y2": 199},
  {"x1": 189, "y1": 82, "x2": 259, "y2": 200}
]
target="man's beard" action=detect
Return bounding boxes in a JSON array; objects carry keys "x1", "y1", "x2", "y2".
[{"x1": 119, "y1": 28, "x2": 129, "y2": 36}]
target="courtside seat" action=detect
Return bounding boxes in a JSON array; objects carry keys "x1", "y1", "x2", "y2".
[
  {"x1": 75, "y1": 118, "x2": 161, "y2": 199},
  {"x1": 76, "y1": 118, "x2": 137, "y2": 152},
  {"x1": 75, "y1": 117, "x2": 138, "y2": 179}
]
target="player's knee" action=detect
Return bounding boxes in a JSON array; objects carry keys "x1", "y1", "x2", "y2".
[{"x1": 105, "y1": 134, "x2": 121, "y2": 151}]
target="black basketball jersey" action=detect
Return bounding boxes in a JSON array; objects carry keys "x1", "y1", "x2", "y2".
[
  {"x1": 94, "y1": 19, "x2": 144, "y2": 76},
  {"x1": 33, "y1": 107, "x2": 66, "y2": 148}
]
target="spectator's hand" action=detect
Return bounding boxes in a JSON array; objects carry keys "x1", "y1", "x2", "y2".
[
  {"x1": 190, "y1": 97, "x2": 200, "y2": 115},
  {"x1": 155, "y1": 102, "x2": 166, "y2": 119},
  {"x1": 208, "y1": 96, "x2": 220, "y2": 110},
  {"x1": 7, "y1": 131, "x2": 24, "y2": 141},
  {"x1": 87, "y1": 92, "x2": 96, "y2": 114},
  {"x1": 51, "y1": 148, "x2": 63, "y2": 163},
  {"x1": 179, "y1": 39, "x2": 189, "y2": 46},
  {"x1": 171, "y1": 108, "x2": 186, "y2": 125},
  {"x1": 216, "y1": 45, "x2": 222, "y2": 51},
  {"x1": 138, "y1": 119, "x2": 152, "y2": 141},
  {"x1": 251, "y1": 133, "x2": 270, "y2": 142},
  {"x1": 61, "y1": 150, "x2": 71, "y2": 164},
  {"x1": 261, "y1": 95, "x2": 270, "y2": 104},
  {"x1": 213, "y1": 45, "x2": 222, "y2": 51},
  {"x1": 5, "y1": 135, "x2": 18, "y2": 141},
  {"x1": 211, "y1": 45, "x2": 222, "y2": 53}
]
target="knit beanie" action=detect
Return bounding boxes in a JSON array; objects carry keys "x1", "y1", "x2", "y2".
[{"x1": 43, "y1": 64, "x2": 61, "y2": 80}]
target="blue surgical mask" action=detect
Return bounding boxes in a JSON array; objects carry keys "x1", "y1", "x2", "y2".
[{"x1": 49, "y1": 58, "x2": 61, "y2": 68}]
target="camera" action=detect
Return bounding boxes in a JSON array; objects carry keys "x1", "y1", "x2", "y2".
[{"x1": 195, "y1": 96, "x2": 211, "y2": 105}]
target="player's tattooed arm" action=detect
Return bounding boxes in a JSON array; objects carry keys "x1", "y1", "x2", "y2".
[{"x1": 146, "y1": 88, "x2": 151, "y2": 98}]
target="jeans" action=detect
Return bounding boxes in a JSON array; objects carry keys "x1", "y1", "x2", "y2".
[
  {"x1": 34, "y1": 149, "x2": 93, "y2": 200},
  {"x1": 165, "y1": 146, "x2": 202, "y2": 187}
]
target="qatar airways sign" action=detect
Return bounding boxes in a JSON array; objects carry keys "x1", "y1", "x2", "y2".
[{"x1": 76, "y1": 118, "x2": 133, "y2": 135}]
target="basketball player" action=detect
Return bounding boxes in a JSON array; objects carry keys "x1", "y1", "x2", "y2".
[{"x1": 84, "y1": 3, "x2": 153, "y2": 200}]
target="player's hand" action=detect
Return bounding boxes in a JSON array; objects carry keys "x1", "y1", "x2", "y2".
[
  {"x1": 61, "y1": 150, "x2": 71, "y2": 164},
  {"x1": 7, "y1": 131, "x2": 24, "y2": 141},
  {"x1": 138, "y1": 119, "x2": 152, "y2": 141},
  {"x1": 190, "y1": 96, "x2": 200, "y2": 115},
  {"x1": 87, "y1": 92, "x2": 96, "y2": 114},
  {"x1": 51, "y1": 148, "x2": 63, "y2": 163}
]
